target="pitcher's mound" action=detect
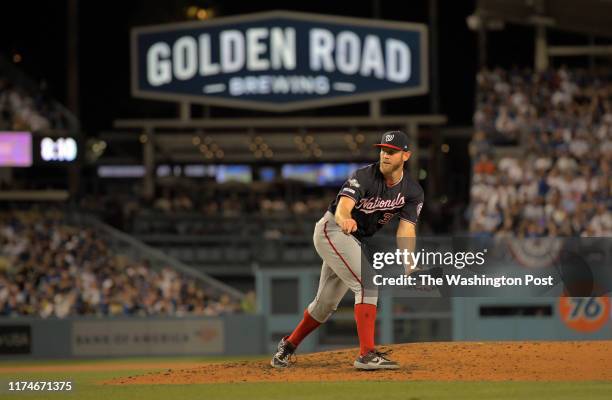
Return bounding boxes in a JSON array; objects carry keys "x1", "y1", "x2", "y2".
[{"x1": 106, "y1": 341, "x2": 612, "y2": 385}]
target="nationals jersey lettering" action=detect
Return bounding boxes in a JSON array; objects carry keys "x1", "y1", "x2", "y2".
[
  {"x1": 328, "y1": 162, "x2": 424, "y2": 239},
  {"x1": 356, "y1": 192, "x2": 405, "y2": 213}
]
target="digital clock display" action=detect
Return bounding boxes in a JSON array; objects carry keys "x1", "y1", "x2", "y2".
[{"x1": 40, "y1": 137, "x2": 78, "y2": 162}]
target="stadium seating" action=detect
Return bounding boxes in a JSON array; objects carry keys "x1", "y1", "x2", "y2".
[
  {"x1": 469, "y1": 67, "x2": 611, "y2": 237},
  {"x1": 0, "y1": 209, "x2": 246, "y2": 317},
  {"x1": 0, "y1": 60, "x2": 76, "y2": 132}
]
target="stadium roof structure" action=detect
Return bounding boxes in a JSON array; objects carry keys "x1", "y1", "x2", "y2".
[
  {"x1": 107, "y1": 114, "x2": 447, "y2": 198},
  {"x1": 109, "y1": 115, "x2": 447, "y2": 164}
]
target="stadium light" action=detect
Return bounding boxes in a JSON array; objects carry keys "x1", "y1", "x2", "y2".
[
  {"x1": 196, "y1": 9, "x2": 209, "y2": 20},
  {"x1": 466, "y1": 14, "x2": 505, "y2": 31},
  {"x1": 186, "y1": 6, "x2": 198, "y2": 18}
]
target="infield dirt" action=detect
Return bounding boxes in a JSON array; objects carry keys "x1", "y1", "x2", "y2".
[{"x1": 106, "y1": 341, "x2": 612, "y2": 385}]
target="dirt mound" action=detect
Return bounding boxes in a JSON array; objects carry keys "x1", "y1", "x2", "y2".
[
  {"x1": 0, "y1": 362, "x2": 204, "y2": 374},
  {"x1": 106, "y1": 341, "x2": 612, "y2": 385}
]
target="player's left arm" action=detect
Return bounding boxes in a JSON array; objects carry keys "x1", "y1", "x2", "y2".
[
  {"x1": 397, "y1": 184, "x2": 424, "y2": 275},
  {"x1": 397, "y1": 219, "x2": 416, "y2": 237},
  {"x1": 397, "y1": 219, "x2": 417, "y2": 275}
]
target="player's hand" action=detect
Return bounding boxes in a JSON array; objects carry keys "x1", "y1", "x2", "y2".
[
  {"x1": 404, "y1": 264, "x2": 417, "y2": 276},
  {"x1": 339, "y1": 218, "x2": 358, "y2": 235}
]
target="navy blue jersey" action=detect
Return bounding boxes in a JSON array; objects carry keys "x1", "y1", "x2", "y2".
[{"x1": 328, "y1": 163, "x2": 424, "y2": 239}]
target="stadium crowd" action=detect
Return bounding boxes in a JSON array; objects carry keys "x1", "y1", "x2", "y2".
[
  {"x1": 469, "y1": 67, "x2": 612, "y2": 237},
  {"x1": 0, "y1": 209, "x2": 247, "y2": 318},
  {"x1": 0, "y1": 75, "x2": 69, "y2": 132}
]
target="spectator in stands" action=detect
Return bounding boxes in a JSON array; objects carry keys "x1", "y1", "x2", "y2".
[
  {"x1": 469, "y1": 130, "x2": 493, "y2": 158},
  {"x1": 473, "y1": 154, "x2": 496, "y2": 175}
]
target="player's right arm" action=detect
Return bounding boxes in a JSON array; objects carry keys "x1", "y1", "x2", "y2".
[{"x1": 335, "y1": 196, "x2": 357, "y2": 235}]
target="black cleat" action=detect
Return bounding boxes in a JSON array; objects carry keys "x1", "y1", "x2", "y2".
[{"x1": 270, "y1": 336, "x2": 297, "y2": 368}]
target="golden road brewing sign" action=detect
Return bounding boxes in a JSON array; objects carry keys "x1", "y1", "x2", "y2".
[{"x1": 132, "y1": 11, "x2": 428, "y2": 111}]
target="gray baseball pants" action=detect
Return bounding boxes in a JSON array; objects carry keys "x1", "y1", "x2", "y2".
[{"x1": 307, "y1": 211, "x2": 377, "y2": 323}]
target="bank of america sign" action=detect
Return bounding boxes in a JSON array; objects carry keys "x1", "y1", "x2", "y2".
[{"x1": 132, "y1": 11, "x2": 428, "y2": 111}]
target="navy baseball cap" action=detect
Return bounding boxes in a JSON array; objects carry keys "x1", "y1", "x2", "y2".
[{"x1": 373, "y1": 130, "x2": 410, "y2": 152}]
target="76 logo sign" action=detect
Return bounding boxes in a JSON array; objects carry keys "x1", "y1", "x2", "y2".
[{"x1": 558, "y1": 296, "x2": 610, "y2": 333}]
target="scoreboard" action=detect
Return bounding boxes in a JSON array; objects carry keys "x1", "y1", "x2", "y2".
[
  {"x1": 0, "y1": 132, "x2": 78, "y2": 167},
  {"x1": 39, "y1": 137, "x2": 78, "y2": 163},
  {"x1": 0, "y1": 132, "x2": 31, "y2": 167}
]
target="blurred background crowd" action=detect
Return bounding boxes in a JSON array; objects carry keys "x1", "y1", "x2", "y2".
[
  {"x1": 469, "y1": 67, "x2": 611, "y2": 237},
  {"x1": 0, "y1": 209, "x2": 251, "y2": 318},
  {"x1": 0, "y1": 69, "x2": 73, "y2": 132}
]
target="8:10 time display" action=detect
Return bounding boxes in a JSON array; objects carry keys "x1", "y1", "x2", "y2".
[{"x1": 40, "y1": 137, "x2": 78, "y2": 162}]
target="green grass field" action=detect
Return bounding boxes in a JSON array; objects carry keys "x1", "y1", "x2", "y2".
[{"x1": 1, "y1": 357, "x2": 611, "y2": 400}]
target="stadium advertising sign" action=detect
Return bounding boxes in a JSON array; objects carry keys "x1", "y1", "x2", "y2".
[
  {"x1": 132, "y1": 11, "x2": 428, "y2": 111},
  {"x1": 0, "y1": 132, "x2": 78, "y2": 167},
  {"x1": 0, "y1": 325, "x2": 31, "y2": 355},
  {"x1": 72, "y1": 319, "x2": 224, "y2": 356}
]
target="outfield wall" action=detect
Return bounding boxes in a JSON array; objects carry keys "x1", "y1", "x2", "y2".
[
  {"x1": 2, "y1": 297, "x2": 610, "y2": 359},
  {"x1": 453, "y1": 297, "x2": 612, "y2": 341},
  {"x1": 0, "y1": 315, "x2": 264, "y2": 358}
]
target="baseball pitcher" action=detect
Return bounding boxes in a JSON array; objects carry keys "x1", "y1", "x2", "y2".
[{"x1": 271, "y1": 130, "x2": 424, "y2": 370}]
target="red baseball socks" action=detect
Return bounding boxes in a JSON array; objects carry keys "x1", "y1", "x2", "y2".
[
  {"x1": 355, "y1": 303, "x2": 377, "y2": 355},
  {"x1": 287, "y1": 304, "x2": 377, "y2": 355},
  {"x1": 287, "y1": 309, "x2": 321, "y2": 347}
]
